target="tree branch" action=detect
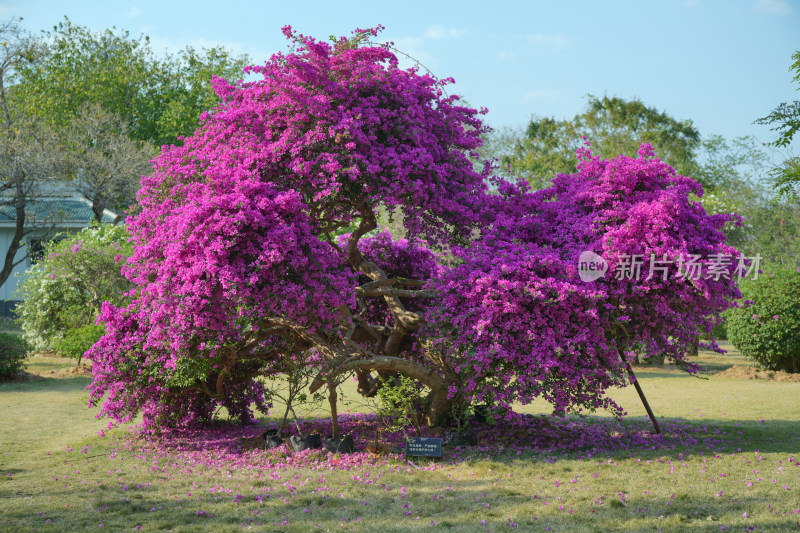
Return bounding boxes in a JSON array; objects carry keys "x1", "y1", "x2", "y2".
[
  {"x1": 357, "y1": 287, "x2": 436, "y2": 298},
  {"x1": 345, "y1": 203, "x2": 422, "y2": 329}
]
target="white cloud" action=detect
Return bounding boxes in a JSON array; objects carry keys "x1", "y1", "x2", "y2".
[
  {"x1": 123, "y1": 6, "x2": 142, "y2": 19},
  {"x1": 390, "y1": 35, "x2": 424, "y2": 50},
  {"x1": 423, "y1": 25, "x2": 468, "y2": 40},
  {"x1": 523, "y1": 89, "x2": 558, "y2": 103},
  {"x1": 386, "y1": 38, "x2": 437, "y2": 72},
  {"x1": 753, "y1": 0, "x2": 792, "y2": 14},
  {"x1": 385, "y1": 26, "x2": 468, "y2": 73},
  {"x1": 147, "y1": 35, "x2": 272, "y2": 63},
  {"x1": 523, "y1": 33, "x2": 571, "y2": 48}
]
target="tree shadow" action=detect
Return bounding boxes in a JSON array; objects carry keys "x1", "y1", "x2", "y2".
[{"x1": 0, "y1": 473, "x2": 796, "y2": 532}]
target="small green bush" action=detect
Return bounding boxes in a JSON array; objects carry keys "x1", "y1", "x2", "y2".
[
  {"x1": 0, "y1": 333, "x2": 29, "y2": 379},
  {"x1": 53, "y1": 324, "x2": 106, "y2": 365},
  {"x1": 15, "y1": 224, "x2": 133, "y2": 351},
  {"x1": 700, "y1": 314, "x2": 727, "y2": 341},
  {"x1": 711, "y1": 315, "x2": 727, "y2": 341},
  {"x1": 728, "y1": 266, "x2": 800, "y2": 372},
  {"x1": 376, "y1": 376, "x2": 424, "y2": 438}
]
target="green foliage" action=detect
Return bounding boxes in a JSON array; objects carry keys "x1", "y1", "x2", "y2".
[
  {"x1": 755, "y1": 51, "x2": 800, "y2": 149},
  {"x1": 375, "y1": 376, "x2": 423, "y2": 438},
  {"x1": 10, "y1": 17, "x2": 249, "y2": 148},
  {"x1": 152, "y1": 46, "x2": 250, "y2": 147},
  {"x1": 11, "y1": 18, "x2": 156, "y2": 137},
  {"x1": 737, "y1": 198, "x2": 800, "y2": 267},
  {"x1": 711, "y1": 315, "x2": 728, "y2": 341},
  {"x1": 488, "y1": 95, "x2": 701, "y2": 189},
  {"x1": 771, "y1": 155, "x2": 800, "y2": 200},
  {"x1": 696, "y1": 135, "x2": 768, "y2": 200},
  {"x1": 15, "y1": 224, "x2": 133, "y2": 351},
  {"x1": 696, "y1": 135, "x2": 800, "y2": 266},
  {"x1": 0, "y1": 332, "x2": 28, "y2": 378},
  {"x1": 53, "y1": 324, "x2": 106, "y2": 364},
  {"x1": 728, "y1": 266, "x2": 800, "y2": 372},
  {"x1": 754, "y1": 50, "x2": 800, "y2": 200}
]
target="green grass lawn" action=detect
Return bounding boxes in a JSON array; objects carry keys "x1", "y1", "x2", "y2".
[{"x1": 1, "y1": 347, "x2": 799, "y2": 532}]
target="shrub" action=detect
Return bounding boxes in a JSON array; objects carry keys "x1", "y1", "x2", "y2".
[
  {"x1": 728, "y1": 266, "x2": 800, "y2": 372},
  {"x1": 0, "y1": 333, "x2": 29, "y2": 379},
  {"x1": 375, "y1": 376, "x2": 424, "y2": 439},
  {"x1": 53, "y1": 324, "x2": 106, "y2": 365},
  {"x1": 15, "y1": 224, "x2": 133, "y2": 351},
  {"x1": 711, "y1": 315, "x2": 728, "y2": 341}
]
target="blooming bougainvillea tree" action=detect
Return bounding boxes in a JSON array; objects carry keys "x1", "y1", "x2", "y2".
[
  {"x1": 87, "y1": 26, "x2": 742, "y2": 430},
  {"x1": 426, "y1": 143, "x2": 743, "y2": 421}
]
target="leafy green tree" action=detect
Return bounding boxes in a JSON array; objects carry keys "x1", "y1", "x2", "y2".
[
  {"x1": 491, "y1": 95, "x2": 701, "y2": 189},
  {"x1": 10, "y1": 18, "x2": 157, "y2": 139},
  {"x1": 11, "y1": 17, "x2": 249, "y2": 148},
  {"x1": 0, "y1": 18, "x2": 65, "y2": 289},
  {"x1": 755, "y1": 50, "x2": 800, "y2": 200},
  {"x1": 152, "y1": 46, "x2": 250, "y2": 147},
  {"x1": 488, "y1": 98, "x2": 800, "y2": 266},
  {"x1": 741, "y1": 198, "x2": 800, "y2": 267},
  {"x1": 3, "y1": 16, "x2": 247, "y2": 234},
  {"x1": 696, "y1": 135, "x2": 800, "y2": 267},
  {"x1": 695, "y1": 135, "x2": 768, "y2": 249}
]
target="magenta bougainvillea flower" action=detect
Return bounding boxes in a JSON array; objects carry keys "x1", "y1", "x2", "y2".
[{"x1": 426, "y1": 143, "x2": 742, "y2": 417}]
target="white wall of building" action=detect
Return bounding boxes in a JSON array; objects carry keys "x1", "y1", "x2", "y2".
[{"x1": 0, "y1": 228, "x2": 32, "y2": 301}]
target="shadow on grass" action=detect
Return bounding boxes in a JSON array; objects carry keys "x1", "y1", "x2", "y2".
[
  {"x1": 0, "y1": 375, "x2": 91, "y2": 394},
  {"x1": 24, "y1": 359, "x2": 82, "y2": 373},
  {"x1": 544, "y1": 413, "x2": 800, "y2": 457},
  {"x1": 629, "y1": 364, "x2": 743, "y2": 380},
  {"x1": 0, "y1": 473, "x2": 797, "y2": 532}
]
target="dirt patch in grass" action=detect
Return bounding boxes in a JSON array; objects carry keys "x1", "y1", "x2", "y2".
[
  {"x1": 46, "y1": 365, "x2": 91, "y2": 377},
  {"x1": 33, "y1": 350, "x2": 61, "y2": 358},
  {"x1": 713, "y1": 364, "x2": 800, "y2": 382}
]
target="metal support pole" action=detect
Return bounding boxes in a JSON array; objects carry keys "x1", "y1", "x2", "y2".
[{"x1": 625, "y1": 363, "x2": 661, "y2": 434}]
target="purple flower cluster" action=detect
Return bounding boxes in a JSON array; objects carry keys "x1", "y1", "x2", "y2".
[
  {"x1": 113, "y1": 412, "x2": 741, "y2": 473},
  {"x1": 86, "y1": 25, "x2": 490, "y2": 428},
  {"x1": 427, "y1": 143, "x2": 741, "y2": 416}
]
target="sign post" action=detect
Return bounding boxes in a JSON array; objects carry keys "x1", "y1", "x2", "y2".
[{"x1": 405, "y1": 437, "x2": 443, "y2": 458}]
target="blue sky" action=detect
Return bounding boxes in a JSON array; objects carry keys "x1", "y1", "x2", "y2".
[{"x1": 4, "y1": 0, "x2": 799, "y2": 146}]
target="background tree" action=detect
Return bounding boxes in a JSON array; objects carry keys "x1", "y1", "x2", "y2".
[
  {"x1": 490, "y1": 96, "x2": 701, "y2": 189},
  {"x1": 755, "y1": 50, "x2": 800, "y2": 200},
  {"x1": 487, "y1": 99, "x2": 800, "y2": 271},
  {"x1": 2, "y1": 16, "x2": 248, "y2": 231},
  {"x1": 698, "y1": 135, "x2": 800, "y2": 268},
  {"x1": 151, "y1": 46, "x2": 250, "y2": 147},
  {"x1": 62, "y1": 103, "x2": 155, "y2": 222},
  {"x1": 0, "y1": 18, "x2": 63, "y2": 288},
  {"x1": 10, "y1": 18, "x2": 157, "y2": 140},
  {"x1": 11, "y1": 17, "x2": 249, "y2": 149}
]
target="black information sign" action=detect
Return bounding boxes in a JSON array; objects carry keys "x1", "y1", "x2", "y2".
[{"x1": 405, "y1": 437, "x2": 443, "y2": 457}]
